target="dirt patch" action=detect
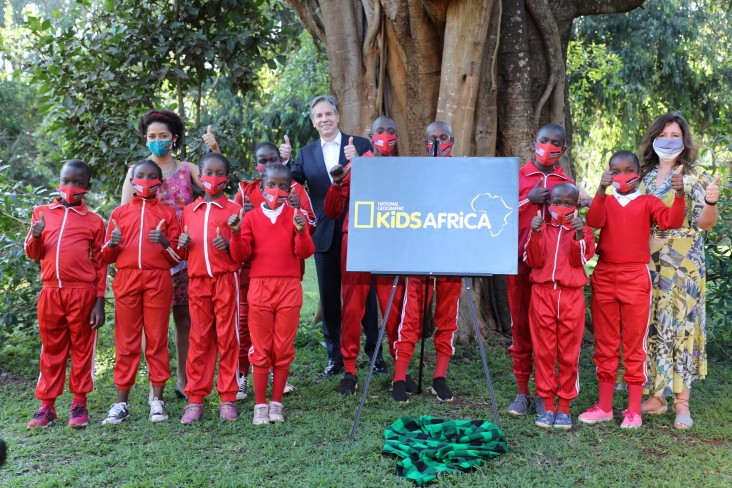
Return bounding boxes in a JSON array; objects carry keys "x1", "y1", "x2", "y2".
[{"x1": 0, "y1": 372, "x2": 30, "y2": 386}]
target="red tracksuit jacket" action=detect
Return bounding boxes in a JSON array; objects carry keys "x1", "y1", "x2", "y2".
[
  {"x1": 25, "y1": 198, "x2": 107, "y2": 296},
  {"x1": 235, "y1": 180, "x2": 316, "y2": 234},
  {"x1": 181, "y1": 195, "x2": 243, "y2": 277},
  {"x1": 101, "y1": 195, "x2": 182, "y2": 268},
  {"x1": 524, "y1": 224, "x2": 595, "y2": 287}
]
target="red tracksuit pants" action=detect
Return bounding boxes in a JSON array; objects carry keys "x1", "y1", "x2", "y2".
[
  {"x1": 507, "y1": 260, "x2": 533, "y2": 384},
  {"x1": 247, "y1": 277, "x2": 302, "y2": 372},
  {"x1": 35, "y1": 286, "x2": 97, "y2": 402},
  {"x1": 529, "y1": 284, "x2": 585, "y2": 407},
  {"x1": 590, "y1": 263, "x2": 651, "y2": 387},
  {"x1": 112, "y1": 269, "x2": 172, "y2": 390},
  {"x1": 393, "y1": 277, "x2": 460, "y2": 369},
  {"x1": 238, "y1": 266, "x2": 252, "y2": 375},
  {"x1": 185, "y1": 273, "x2": 240, "y2": 403},
  {"x1": 340, "y1": 235, "x2": 405, "y2": 374}
]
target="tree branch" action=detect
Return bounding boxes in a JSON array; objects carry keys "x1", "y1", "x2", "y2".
[
  {"x1": 286, "y1": 0, "x2": 327, "y2": 43},
  {"x1": 526, "y1": 0, "x2": 565, "y2": 125},
  {"x1": 574, "y1": 0, "x2": 645, "y2": 17}
]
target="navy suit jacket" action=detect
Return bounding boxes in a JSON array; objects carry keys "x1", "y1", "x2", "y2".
[{"x1": 292, "y1": 132, "x2": 372, "y2": 252}]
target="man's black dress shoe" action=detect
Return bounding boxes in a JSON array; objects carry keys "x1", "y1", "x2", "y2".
[{"x1": 322, "y1": 360, "x2": 343, "y2": 376}]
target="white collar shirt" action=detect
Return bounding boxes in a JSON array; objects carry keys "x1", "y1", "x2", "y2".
[
  {"x1": 320, "y1": 131, "x2": 342, "y2": 183},
  {"x1": 613, "y1": 189, "x2": 641, "y2": 207}
]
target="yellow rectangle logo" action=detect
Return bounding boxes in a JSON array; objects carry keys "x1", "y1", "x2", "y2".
[{"x1": 353, "y1": 201, "x2": 375, "y2": 228}]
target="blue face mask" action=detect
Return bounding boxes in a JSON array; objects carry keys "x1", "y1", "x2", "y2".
[{"x1": 148, "y1": 140, "x2": 173, "y2": 157}]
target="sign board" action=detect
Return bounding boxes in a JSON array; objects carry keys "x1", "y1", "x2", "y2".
[{"x1": 347, "y1": 157, "x2": 519, "y2": 276}]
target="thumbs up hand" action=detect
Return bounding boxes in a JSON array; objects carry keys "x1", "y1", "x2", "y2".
[
  {"x1": 212, "y1": 226, "x2": 229, "y2": 252},
  {"x1": 528, "y1": 179, "x2": 549, "y2": 205},
  {"x1": 242, "y1": 195, "x2": 254, "y2": 214},
  {"x1": 149, "y1": 218, "x2": 170, "y2": 248},
  {"x1": 202, "y1": 124, "x2": 220, "y2": 153},
  {"x1": 293, "y1": 212, "x2": 306, "y2": 233},
  {"x1": 704, "y1": 175, "x2": 721, "y2": 205},
  {"x1": 228, "y1": 209, "x2": 244, "y2": 233},
  {"x1": 109, "y1": 219, "x2": 122, "y2": 248},
  {"x1": 670, "y1": 164, "x2": 685, "y2": 196},
  {"x1": 531, "y1": 210, "x2": 543, "y2": 233},
  {"x1": 344, "y1": 136, "x2": 357, "y2": 161},
  {"x1": 279, "y1": 134, "x2": 292, "y2": 161},
  {"x1": 178, "y1": 225, "x2": 191, "y2": 249},
  {"x1": 32, "y1": 211, "x2": 46, "y2": 238}
]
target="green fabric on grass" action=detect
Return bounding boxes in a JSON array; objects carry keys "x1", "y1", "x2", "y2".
[{"x1": 382, "y1": 415, "x2": 508, "y2": 485}]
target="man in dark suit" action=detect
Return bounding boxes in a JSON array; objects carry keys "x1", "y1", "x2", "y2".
[{"x1": 292, "y1": 95, "x2": 385, "y2": 377}]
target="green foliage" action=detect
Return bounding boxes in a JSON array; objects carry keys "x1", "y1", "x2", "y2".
[{"x1": 0, "y1": 165, "x2": 44, "y2": 340}]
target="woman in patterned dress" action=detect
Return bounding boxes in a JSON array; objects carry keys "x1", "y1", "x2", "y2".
[
  {"x1": 638, "y1": 113, "x2": 721, "y2": 428},
  {"x1": 121, "y1": 110, "x2": 203, "y2": 398}
]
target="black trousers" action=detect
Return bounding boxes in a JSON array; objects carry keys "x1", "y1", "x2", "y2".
[{"x1": 314, "y1": 227, "x2": 381, "y2": 365}]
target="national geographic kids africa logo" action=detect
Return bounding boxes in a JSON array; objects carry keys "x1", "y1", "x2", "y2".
[{"x1": 353, "y1": 193, "x2": 513, "y2": 237}]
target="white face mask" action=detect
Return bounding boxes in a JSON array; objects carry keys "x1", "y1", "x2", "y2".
[
  {"x1": 654, "y1": 148, "x2": 683, "y2": 161},
  {"x1": 653, "y1": 138, "x2": 684, "y2": 162}
]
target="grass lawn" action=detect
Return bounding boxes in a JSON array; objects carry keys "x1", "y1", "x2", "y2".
[{"x1": 1, "y1": 258, "x2": 731, "y2": 487}]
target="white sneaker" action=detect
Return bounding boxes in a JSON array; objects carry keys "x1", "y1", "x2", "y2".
[
  {"x1": 268, "y1": 401, "x2": 284, "y2": 422},
  {"x1": 149, "y1": 398, "x2": 169, "y2": 422},
  {"x1": 237, "y1": 373, "x2": 248, "y2": 401},
  {"x1": 253, "y1": 404, "x2": 269, "y2": 425},
  {"x1": 102, "y1": 402, "x2": 130, "y2": 425}
]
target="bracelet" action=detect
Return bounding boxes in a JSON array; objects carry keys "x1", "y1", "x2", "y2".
[{"x1": 704, "y1": 197, "x2": 717, "y2": 206}]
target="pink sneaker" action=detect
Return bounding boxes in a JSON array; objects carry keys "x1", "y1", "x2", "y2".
[
  {"x1": 620, "y1": 410, "x2": 642, "y2": 429},
  {"x1": 578, "y1": 404, "x2": 613, "y2": 424},
  {"x1": 27, "y1": 405, "x2": 58, "y2": 429},
  {"x1": 180, "y1": 403, "x2": 204, "y2": 424},
  {"x1": 219, "y1": 402, "x2": 237, "y2": 421},
  {"x1": 68, "y1": 403, "x2": 89, "y2": 429}
]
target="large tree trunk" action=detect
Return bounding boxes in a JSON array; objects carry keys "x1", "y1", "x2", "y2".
[{"x1": 287, "y1": 0, "x2": 644, "y2": 340}]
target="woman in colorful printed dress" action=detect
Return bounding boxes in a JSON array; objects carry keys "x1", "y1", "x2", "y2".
[
  {"x1": 638, "y1": 113, "x2": 721, "y2": 429},
  {"x1": 121, "y1": 110, "x2": 203, "y2": 398}
]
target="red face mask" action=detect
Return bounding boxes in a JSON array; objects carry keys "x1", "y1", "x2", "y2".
[
  {"x1": 131, "y1": 178, "x2": 162, "y2": 198},
  {"x1": 262, "y1": 187, "x2": 289, "y2": 209},
  {"x1": 611, "y1": 173, "x2": 640, "y2": 193},
  {"x1": 57, "y1": 185, "x2": 87, "y2": 204},
  {"x1": 534, "y1": 141, "x2": 563, "y2": 167},
  {"x1": 549, "y1": 205, "x2": 576, "y2": 226},
  {"x1": 200, "y1": 175, "x2": 228, "y2": 195},
  {"x1": 426, "y1": 140, "x2": 453, "y2": 157},
  {"x1": 372, "y1": 134, "x2": 398, "y2": 156}
]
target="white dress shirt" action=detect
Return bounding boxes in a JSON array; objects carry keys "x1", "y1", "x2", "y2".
[
  {"x1": 321, "y1": 131, "x2": 342, "y2": 183},
  {"x1": 612, "y1": 189, "x2": 641, "y2": 207}
]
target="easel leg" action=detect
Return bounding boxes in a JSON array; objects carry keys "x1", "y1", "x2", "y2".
[
  {"x1": 350, "y1": 275, "x2": 400, "y2": 441},
  {"x1": 464, "y1": 277, "x2": 501, "y2": 428},
  {"x1": 417, "y1": 276, "x2": 430, "y2": 393}
]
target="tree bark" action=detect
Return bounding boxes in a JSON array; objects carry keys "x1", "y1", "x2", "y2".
[{"x1": 286, "y1": 0, "x2": 646, "y2": 340}]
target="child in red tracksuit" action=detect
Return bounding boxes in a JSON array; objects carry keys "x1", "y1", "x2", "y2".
[
  {"x1": 178, "y1": 153, "x2": 244, "y2": 424},
  {"x1": 101, "y1": 160, "x2": 182, "y2": 425},
  {"x1": 580, "y1": 150, "x2": 685, "y2": 429},
  {"x1": 508, "y1": 123, "x2": 575, "y2": 417},
  {"x1": 229, "y1": 163, "x2": 314, "y2": 425},
  {"x1": 24, "y1": 160, "x2": 107, "y2": 429},
  {"x1": 524, "y1": 183, "x2": 595, "y2": 430},
  {"x1": 392, "y1": 120, "x2": 461, "y2": 403},
  {"x1": 325, "y1": 116, "x2": 407, "y2": 397},
  {"x1": 232, "y1": 142, "x2": 315, "y2": 399}
]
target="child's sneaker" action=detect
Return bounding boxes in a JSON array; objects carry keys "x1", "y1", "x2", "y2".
[
  {"x1": 578, "y1": 404, "x2": 613, "y2": 424},
  {"x1": 534, "y1": 396, "x2": 546, "y2": 416},
  {"x1": 392, "y1": 381, "x2": 409, "y2": 403},
  {"x1": 508, "y1": 392, "x2": 531, "y2": 415},
  {"x1": 219, "y1": 401, "x2": 237, "y2": 421},
  {"x1": 283, "y1": 381, "x2": 295, "y2": 394},
  {"x1": 535, "y1": 410, "x2": 555, "y2": 428},
  {"x1": 253, "y1": 404, "x2": 270, "y2": 425},
  {"x1": 338, "y1": 373, "x2": 358, "y2": 395},
  {"x1": 180, "y1": 403, "x2": 203, "y2": 424},
  {"x1": 620, "y1": 410, "x2": 642, "y2": 429},
  {"x1": 236, "y1": 373, "x2": 248, "y2": 401},
  {"x1": 27, "y1": 405, "x2": 57, "y2": 429},
  {"x1": 68, "y1": 403, "x2": 89, "y2": 429},
  {"x1": 268, "y1": 402, "x2": 284, "y2": 422},
  {"x1": 405, "y1": 374, "x2": 419, "y2": 394},
  {"x1": 553, "y1": 411, "x2": 572, "y2": 430},
  {"x1": 430, "y1": 377, "x2": 453, "y2": 402},
  {"x1": 149, "y1": 398, "x2": 168, "y2": 423},
  {"x1": 102, "y1": 402, "x2": 130, "y2": 425}
]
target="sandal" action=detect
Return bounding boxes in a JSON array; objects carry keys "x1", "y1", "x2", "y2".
[
  {"x1": 673, "y1": 399, "x2": 693, "y2": 429},
  {"x1": 641, "y1": 395, "x2": 668, "y2": 415}
]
